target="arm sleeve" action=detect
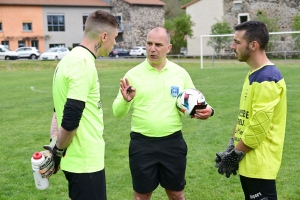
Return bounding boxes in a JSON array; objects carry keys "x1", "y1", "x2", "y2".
[
  {"x1": 61, "y1": 98, "x2": 85, "y2": 131},
  {"x1": 242, "y1": 81, "x2": 282, "y2": 149}
]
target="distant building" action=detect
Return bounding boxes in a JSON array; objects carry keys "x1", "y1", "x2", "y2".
[
  {"x1": 182, "y1": 0, "x2": 300, "y2": 56},
  {"x1": 0, "y1": 0, "x2": 165, "y2": 52},
  {"x1": 110, "y1": 0, "x2": 165, "y2": 49}
]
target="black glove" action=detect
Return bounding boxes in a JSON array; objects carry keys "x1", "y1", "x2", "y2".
[
  {"x1": 215, "y1": 138, "x2": 235, "y2": 168},
  {"x1": 215, "y1": 149, "x2": 245, "y2": 178},
  {"x1": 39, "y1": 137, "x2": 66, "y2": 178}
]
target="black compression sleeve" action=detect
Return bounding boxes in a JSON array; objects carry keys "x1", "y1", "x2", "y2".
[{"x1": 61, "y1": 98, "x2": 85, "y2": 131}]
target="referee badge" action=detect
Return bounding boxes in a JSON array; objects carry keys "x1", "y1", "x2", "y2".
[{"x1": 171, "y1": 86, "x2": 179, "y2": 97}]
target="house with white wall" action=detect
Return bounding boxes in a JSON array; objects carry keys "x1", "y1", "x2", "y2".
[
  {"x1": 182, "y1": 0, "x2": 300, "y2": 56},
  {"x1": 181, "y1": 0, "x2": 224, "y2": 56}
]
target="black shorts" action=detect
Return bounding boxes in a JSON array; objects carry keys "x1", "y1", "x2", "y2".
[
  {"x1": 63, "y1": 169, "x2": 106, "y2": 200},
  {"x1": 129, "y1": 131, "x2": 187, "y2": 194},
  {"x1": 240, "y1": 175, "x2": 277, "y2": 200}
]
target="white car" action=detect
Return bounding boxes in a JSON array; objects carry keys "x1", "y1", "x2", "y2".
[
  {"x1": 15, "y1": 47, "x2": 40, "y2": 59},
  {"x1": 40, "y1": 47, "x2": 70, "y2": 61},
  {"x1": 0, "y1": 45, "x2": 19, "y2": 60},
  {"x1": 129, "y1": 46, "x2": 146, "y2": 56}
]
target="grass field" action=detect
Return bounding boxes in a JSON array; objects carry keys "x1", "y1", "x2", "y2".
[{"x1": 0, "y1": 58, "x2": 299, "y2": 200}]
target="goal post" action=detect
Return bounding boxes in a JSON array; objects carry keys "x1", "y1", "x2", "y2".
[{"x1": 200, "y1": 31, "x2": 300, "y2": 69}]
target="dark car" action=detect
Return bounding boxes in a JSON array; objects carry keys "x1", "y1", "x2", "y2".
[{"x1": 109, "y1": 48, "x2": 130, "y2": 57}]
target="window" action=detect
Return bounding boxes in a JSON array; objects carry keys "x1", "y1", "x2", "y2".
[
  {"x1": 233, "y1": 1, "x2": 242, "y2": 10},
  {"x1": 49, "y1": 44, "x2": 65, "y2": 48},
  {"x1": 18, "y1": 41, "x2": 25, "y2": 48},
  {"x1": 31, "y1": 40, "x2": 39, "y2": 49},
  {"x1": 238, "y1": 13, "x2": 250, "y2": 24},
  {"x1": 23, "y1": 22, "x2": 32, "y2": 31},
  {"x1": 115, "y1": 15, "x2": 122, "y2": 32},
  {"x1": 47, "y1": 15, "x2": 65, "y2": 31},
  {"x1": 83, "y1": 15, "x2": 89, "y2": 31},
  {"x1": 1, "y1": 41, "x2": 9, "y2": 48},
  {"x1": 73, "y1": 43, "x2": 79, "y2": 48},
  {"x1": 0, "y1": 21, "x2": 2, "y2": 31}
]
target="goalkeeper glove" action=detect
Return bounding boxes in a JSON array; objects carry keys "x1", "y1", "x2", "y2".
[
  {"x1": 215, "y1": 149, "x2": 245, "y2": 178},
  {"x1": 215, "y1": 138, "x2": 235, "y2": 168},
  {"x1": 39, "y1": 137, "x2": 66, "y2": 178}
]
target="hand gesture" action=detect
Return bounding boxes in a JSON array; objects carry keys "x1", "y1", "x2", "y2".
[{"x1": 120, "y1": 78, "x2": 136, "y2": 102}]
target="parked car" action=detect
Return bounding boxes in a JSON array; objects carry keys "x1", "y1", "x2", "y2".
[
  {"x1": 15, "y1": 47, "x2": 40, "y2": 59},
  {"x1": 180, "y1": 47, "x2": 187, "y2": 55},
  {"x1": 40, "y1": 47, "x2": 70, "y2": 61},
  {"x1": 109, "y1": 48, "x2": 130, "y2": 57},
  {"x1": 129, "y1": 46, "x2": 146, "y2": 56},
  {"x1": 0, "y1": 45, "x2": 19, "y2": 60}
]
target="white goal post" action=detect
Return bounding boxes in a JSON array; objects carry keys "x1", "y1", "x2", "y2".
[{"x1": 200, "y1": 31, "x2": 300, "y2": 69}]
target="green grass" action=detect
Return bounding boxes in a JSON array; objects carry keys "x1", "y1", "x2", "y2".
[{"x1": 0, "y1": 59, "x2": 299, "y2": 199}]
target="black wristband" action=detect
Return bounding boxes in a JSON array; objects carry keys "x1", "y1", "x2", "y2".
[
  {"x1": 210, "y1": 108, "x2": 215, "y2": 116},
  {"x1": 126, "y1": 98, "x2": 133, "y2": 102}
]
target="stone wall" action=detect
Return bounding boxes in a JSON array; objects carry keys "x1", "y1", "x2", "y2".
[
  {"x1": 223, "y1": 0, "x2": 300, "y2": 30},
  {"x1": 110, "y1": 0, "x2": 164, "y2": 49},
  {"x1": 223, "y1": 0, "x2": 300, "y2": 51}
]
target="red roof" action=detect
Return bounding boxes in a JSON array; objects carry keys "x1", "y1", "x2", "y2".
[
  {"x1": 0, "y1": 0, "x2": 111, "y2": 7},
  {"x1": 181, "y1": 0, "x2": 200, "y2": 9},
  {"x1": 122, "y1": 0, "x2": 165, "y2": 6}
]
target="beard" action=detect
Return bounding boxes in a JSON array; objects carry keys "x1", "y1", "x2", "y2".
[{"x1": 235, "y1": 46, "x2": 251, "y2": 62}]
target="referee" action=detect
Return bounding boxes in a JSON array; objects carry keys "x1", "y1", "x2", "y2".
[{"x1": 112, "y1": 27, "x2": 214, "y2": 200}]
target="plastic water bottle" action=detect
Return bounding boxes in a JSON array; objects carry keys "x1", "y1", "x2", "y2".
[{"x1": 31, "y1": 152, "x2": 49, "y2": 190}]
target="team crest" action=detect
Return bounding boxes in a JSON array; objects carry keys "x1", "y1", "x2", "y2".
[{"x1": 170, "y1": 86, "x2": 179, "y2": 97}]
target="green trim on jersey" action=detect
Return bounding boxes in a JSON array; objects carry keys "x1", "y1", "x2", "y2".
[
  {"x1": 112, "y1": 59, "x2": 195, "y2": 137},
  {"x1": 53, "y1": 46, "x2": 105, "y2": 173},
  {"x1": 234, "y1": 65, "x2": 287, "y2": 179}
]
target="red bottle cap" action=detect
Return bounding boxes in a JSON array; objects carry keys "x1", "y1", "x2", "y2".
[{"x1": 32, "y1": 152, "x2": 42, "y2": 160}]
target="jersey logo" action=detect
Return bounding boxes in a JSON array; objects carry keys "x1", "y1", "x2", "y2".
[{"x1": 171, "y1": 86, "x2": 179, "y2": 97}]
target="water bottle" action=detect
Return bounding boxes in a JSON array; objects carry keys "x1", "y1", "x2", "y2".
[{"x1": 31, "y1": 152, "x2": 49, "y2": 190}]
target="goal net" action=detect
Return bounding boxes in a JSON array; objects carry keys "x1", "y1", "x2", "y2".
[{"x1": 200, "y1": 31, "x2": 300, "y2": 69}]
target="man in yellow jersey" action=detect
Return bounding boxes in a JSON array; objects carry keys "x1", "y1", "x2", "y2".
[
  {"x1": 215, "y1": 21, "x2": 287, "y2": 200},
  {"x1": 112, "y1": 27, "x2": 214, "y2": 200},
  {"x1": 38, "y1": 10, "x2": 119, "y2": 199}
]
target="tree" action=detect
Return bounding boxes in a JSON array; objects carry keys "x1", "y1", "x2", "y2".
[
  {"x1": 207, "y1": 20, "x2": 233, "y2": 57},
  {"x1": 253, "y1": 10, "x2": 279, "y2": 52},
  {"x1": 291, "y1": 14, "x2": 300, "y2": 50},
  {"x1": 161, "y1": 0, "x2": 193, "y2": 19},
  {"x1": 161, "y1": 0, "x2": 183, "y2": 20},
  {"x1": 164, "y1": 13, "x2": 194, "y2": 54}
]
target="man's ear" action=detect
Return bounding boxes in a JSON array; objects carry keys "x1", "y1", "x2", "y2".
[
  {"x1": 250, "y1": 41, "x2": 258, "y2": 51},
  {"x1": 101, "y1": 32, "x2": 107, "y2": 41},
  {"x1": 167, "y1": 44, "x2": 172, "y2": 53}
]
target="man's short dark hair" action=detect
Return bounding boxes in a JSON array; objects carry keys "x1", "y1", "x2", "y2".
[
  {"x1": 234, "y1": 20, "x2": 269, "y2": 50},
  {"x1": 84, "y1": 10, "x2": 119, "y2": 38}
]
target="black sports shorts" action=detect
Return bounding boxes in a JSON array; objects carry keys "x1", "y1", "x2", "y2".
[
  {"x1": 129, "y1": 130, "x2": 187, "y2": 194},
  {"x1": 240, "y1": 175, "x2": 277, "y2": 200},
  {"x1": 63, "y1": 169, "x2": 106, "y2": 200}
]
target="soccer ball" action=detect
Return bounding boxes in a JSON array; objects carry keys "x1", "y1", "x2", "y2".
[{"x1": 176, "y1": 88, "x2": 206, "y2": 117}]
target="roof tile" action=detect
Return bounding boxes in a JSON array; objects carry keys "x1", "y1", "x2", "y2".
[
  {"x1": 0, "y1": 0, "x2": 111, "y2": 6},
  {"x1": 122, "y1": 0, "x2": 165, "y2": 6}
]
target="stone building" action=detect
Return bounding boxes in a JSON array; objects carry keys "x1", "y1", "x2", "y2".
[
  {"x1": 182, "y1": 0, "x2": 300, "y2": 56},
  {"x1": 223, "y1": 0, "x2": 300, "y2": 31},
  {"x1": 110, "y1": 0, "x2": 165, "y2": 49}
]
